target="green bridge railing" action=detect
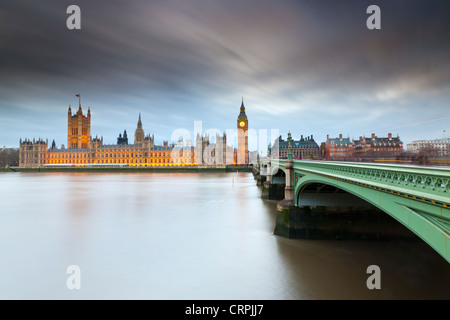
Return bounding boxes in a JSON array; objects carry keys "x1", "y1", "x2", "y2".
[
  {"x1": 263, "y1": 159, "x2": 450, "y2": 263},
  {"x1": 269, "y1": 159, "x2": 450, "y2": 207}
]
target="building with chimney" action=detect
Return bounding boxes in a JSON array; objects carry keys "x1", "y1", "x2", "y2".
[
  {"x1": 325, "y1": 134, "x2": 354, "y2": 160},
  {"x1": 270, "y1": 134, "x2": 320, "y2": 160},
  {"x1": 352, "y1": 133, "x2": 403, "y2": 159}
]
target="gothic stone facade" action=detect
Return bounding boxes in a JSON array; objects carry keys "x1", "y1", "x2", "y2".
[
  {"x1": 19, "y1": 101, "x2": 246, "y2": 167},
  {"x1": 19, "y1": 105, "x2": 197, "y2": 167}
]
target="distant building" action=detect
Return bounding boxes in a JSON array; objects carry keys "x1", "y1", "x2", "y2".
[
  {"x1": 19, "y1": 138, "x2": 48, "y2": 167},
  {"x1": 18, "y1": 99, "x2": 246, "y2": 167},
  {"x1": 199, "y1": 133, "x2": 236, "y2": 166},
  {"x1": 323, "y1": 133, "x2": 404, "y2": 160},
  {"x1": 352, "y1": 133, "x2": 403, "y2": 159},
  {"x1": 271, "y1": 134, "x2": 320, "y2": 160},
  {"x1": 325, "y1": 134, "x2": 353, "y2": 160},
  {"x1": 407, "y1": 138, "x2": 450, "y2": 157},
  {"x1": 19, "y1": 104, "x2": 197, "y2": 167}
]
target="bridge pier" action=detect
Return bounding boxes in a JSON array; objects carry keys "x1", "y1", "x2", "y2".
[
  {"x1": 262, "y1": 161, "x2": 271, "y2": 198},
  {"x1": 274, "y1": 205, "x2": 418, "y2": 240},
  {"x1": 256, "y1": 173, "x2": 266, "y2": 186},
  {"x1": 261, "y1": 160, "x2": 285, "y2": 200},
  {"x1": 262, "y1": 183, "x2": 284, "y2": 200},
  {"x1": 276, "y1": 159, "x2": 295, "y2": 207}
]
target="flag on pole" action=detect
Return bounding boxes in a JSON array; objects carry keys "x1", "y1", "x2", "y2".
[{"x1": 76, "y1": 94, "x2": 80, "y2": 97}]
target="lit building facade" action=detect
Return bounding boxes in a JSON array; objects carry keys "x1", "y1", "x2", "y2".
[
  {"x1": 18, "y1": 100, "x2": 248, "y2": 167},
  {"x1": 19, "y1": 105, "x2": 197, "y2": 167},
  {"x1": 67, "y1": 105, "x2": 91, "y2": 149}
]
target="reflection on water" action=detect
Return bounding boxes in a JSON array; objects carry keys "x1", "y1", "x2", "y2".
[{"x1": 0, "y1": 171, "x2": 449, "y2": 299}]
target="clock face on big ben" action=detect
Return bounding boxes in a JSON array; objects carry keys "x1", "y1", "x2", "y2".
[{"x1": 239, "y1": 121, "x2": 245, "y2": 128}]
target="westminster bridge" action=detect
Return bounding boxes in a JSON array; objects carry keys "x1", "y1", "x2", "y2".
[{"x1": 257, "y1": 158, "x2": 450, "y2": 263}]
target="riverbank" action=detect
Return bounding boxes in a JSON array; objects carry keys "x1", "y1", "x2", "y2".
[{"x1": 2, "y1": 165, "x2": 253, "y2": 173}]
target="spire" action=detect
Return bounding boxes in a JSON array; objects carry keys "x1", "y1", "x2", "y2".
[
  {"x1": 238, "y1": 97, "x2": 247, "y2": 118},
  {"x1": 134, "y1": 114, "x2": 144, "y2": 144},
  {"x1": 137, "y1": 113, "x2": 142, "y2": 129}
]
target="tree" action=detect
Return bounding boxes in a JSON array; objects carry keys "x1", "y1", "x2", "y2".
[{"x1": 0, "y1": 148, "x2": 19, "y2": 167}]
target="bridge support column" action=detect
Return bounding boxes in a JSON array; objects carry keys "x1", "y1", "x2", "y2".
[
  {"x1": 276, "y1": 160, "x2": 296, "y2": 216},
  {"x1": 283, "y1": 159, "x2": 295, "y2": 204},
  {"x1": 266, "y1": 161, "x2": 271, "y2": 184},
  {"x1": 262, "y1": 161, "x2": 271, "y2": 187},
  {"x1": 262, "y1": 161, "x2": 277, "y2": 199}
]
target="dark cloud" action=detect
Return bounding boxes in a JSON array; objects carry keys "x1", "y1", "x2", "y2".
[{"x1": 0, "y1": 0, "x2": 449, "y2": 148}]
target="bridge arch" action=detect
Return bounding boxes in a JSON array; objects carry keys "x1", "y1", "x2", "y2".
[
  {"x1": 294, "y1": 174, "x2": 449, "y2": 262},
  {"x1": 296, "y1": 180, "x2": 375, "y2": 208},
  {"x1": 268, "y1": 165, "x2": 286, "y2": 185},
  {"x1": 295, "y1": 178, "x2": 380, "y2": 209},
  {"x1": 270, "y1": 165, "x2": 286, "y2": 176},
  {"x1": 265, "y1": 159, "x2": 450, "y2": 262}
]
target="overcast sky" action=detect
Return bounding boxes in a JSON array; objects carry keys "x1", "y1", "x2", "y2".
[{"x1": 1, "y1": 0, "x2": 449, "y2": 152}]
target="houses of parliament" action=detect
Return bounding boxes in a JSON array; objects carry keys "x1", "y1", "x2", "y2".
[{"x1": 19, "y1": 99, "x2": 250, "y2": 167}]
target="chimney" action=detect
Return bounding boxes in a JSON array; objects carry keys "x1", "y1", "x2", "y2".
[
  {"x1": 326, "y1": 134, "x2": 329, "y2": 143},
  {"x1": 388, "y1": 133, "x2": 392, "y2": 140},
  {"x1": 339, "y1": 134, "x2": 342, "y2": 140},
  {"x1": 371, "y1": 133, "x2": 376, "y2": 140}
]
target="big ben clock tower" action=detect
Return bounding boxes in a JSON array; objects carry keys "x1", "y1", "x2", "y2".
[{"x1": 237, "y1": 98, "x2": 249, "y2": 165}]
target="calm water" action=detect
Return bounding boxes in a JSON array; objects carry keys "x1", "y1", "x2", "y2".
[{"x1": 0, "y1": 171, "x2": 449, "y2": 299}]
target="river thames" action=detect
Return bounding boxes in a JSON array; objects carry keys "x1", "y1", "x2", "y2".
[{"x1": 0, "y1": 171, "x2": 449, "y2": 299}]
